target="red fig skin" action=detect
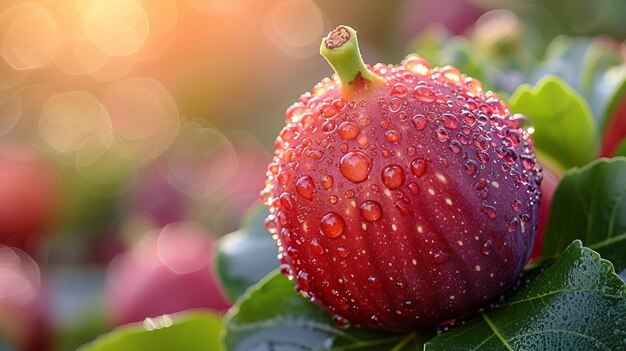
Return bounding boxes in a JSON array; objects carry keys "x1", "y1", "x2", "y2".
[{"x1": 262, "y1": 27, "x2": 541, "y2": 331}]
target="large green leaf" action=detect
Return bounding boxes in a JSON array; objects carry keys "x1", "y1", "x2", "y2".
[
  {"x1": 509, "y1": 75, "x2": 596, "y2": 169},
  {"x1": 425, "y1": 241, "x2": 626, "y2": 350},
  {"x1": 543, "y1": 157, "x2": 626, "y2": 273},
  {"x1": 76, "y1": 311, "x2": 223, "y2": 351},
  {"x1": 216, "y1": 203, "x2": 278, "y2": 302},
  {"x1": 224, "y1": 271, "x2": 432, "y2": 351}
]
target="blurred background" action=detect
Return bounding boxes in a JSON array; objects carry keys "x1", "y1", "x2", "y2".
[{"x1": 0, "y1": 0, "x2": 624, "y2": 350}]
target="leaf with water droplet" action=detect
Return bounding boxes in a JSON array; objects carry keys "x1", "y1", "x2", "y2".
[
  {"x1": 216, "y1": 204, "x2": 278, "y2": 302},
  {"x1": 542, "y1": 157, "x2": 626, "y2": 275},
  {"x1": 509, "y1": 75, "x2": 596, "y2": 169},
  {"x1": 76, "y1": 311, "x2": 223, "y2": 351},
  {"x1": 224, "y1": 271, "x2": 433, "y2": 351},
  {"x1": 425, "y1": 241, "x2": 626, "y2": 350}
]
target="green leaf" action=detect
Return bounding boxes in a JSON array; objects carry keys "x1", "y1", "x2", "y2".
[
  {"x1": 509, "y1": 75, "x2": 596, "y2": 169},
  {"x1": 216, "y1": 203, "x2": 278, "y2": 302},
  {"x1": 543, "y1": 157, "x2": 626, "y2": 273},
  {"x1": 224, "y1": 271, "x2": 432, "y2": 351},
  {"x1": 425, "y1": 241, "x2": 626, "y2": 350},
  {"x1": 77, "y1": 311, "x2": 223, "y2": 351}
]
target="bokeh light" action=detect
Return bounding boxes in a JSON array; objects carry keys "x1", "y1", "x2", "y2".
[
  {"x1": 38, "y1": 91, "x2": 111, "y2": 153},
  {"x1": 162, "y1": 119, "x2": 237, "y2": 199},
  {"x1": 0, "y1": 93, "x2": 21, "y2": 136},
  {"x1": 101, "y1": 77, "x2": 179, "y2": 162},
  {"x1": 0, "y1": 3, "x2": 62, "y2": 70},
  {"x1": 82, "y1": 0, "x2": 149, "y2": 57},
  {"x1": 187, "y1": 0, "x2": 244, "y2": 14},
  {"x1": 264, "y1": 0, "x2": 325, "y2": 57}
]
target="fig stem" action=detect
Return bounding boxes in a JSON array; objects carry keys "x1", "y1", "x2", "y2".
[{"x1": 320, "y1": 25, "x2": 383, "y2": 95}]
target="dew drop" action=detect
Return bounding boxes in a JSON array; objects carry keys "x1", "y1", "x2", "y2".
[
  {"x1": 384, "y1": 130, "x2": 402, "y2": 143},
  {"x1": 360, "y1": 200, "x2": 382, "y2": 221},
  {"x1": 367, "y1": 275, "x2": 383, "y2": 289},
  {"x1": 412, "y1": 114, "x2": 427, "y2": 131},
  {"x1": 320, "y1": 103, "x2": 338, "y2": 118},
  {"x1": 432, "y1": 250, "x2": 449, "y2": 264},
  {"x1": 389, "y1": 97, "x2": 403, "y2": 112},
  {"x1": 441, "y1": 113, "x2": 459, "y2": 129},
  {"x1": 436, "y1": 128, "x2": 449, "y2": 142},
  {"x1": 339, "y1": 151, "x2": 371, "y2": 183},
  {"x1": 480, "y1": 204, "x2": 497, "y2": 219},
  {"x1": 310, "y1": 238, "x2": 323, "y2": 255},
  {"x1": 279, "y1": 192, "x2": 294, "y2": 210},
  {"x1": 460, "y1": 110, "x2": 476, "y2": 126},
  {"x1": 507, "y1": 217, "x2": 519, "y2": 232},
  {"x1": 408, "y1": 182, "x2": 420, "y2": 195},
  {"x1": 481, "y1": 240, "x2": 493, "y2": 256},
  {"x1": 320, "y1": 212, "x2": 345, "y2": 238},
  {"x1": 329, "y1": 195, "x2": 338, "y2": 204},
  {"x1": 512, "y1": 200, "x2": 522, "y2": 212},
  {"x1": 477, "y1": 151, "x2": 490, "y2": 164},
  {"x1": 322, "y1": 121, "x2": 336, "y2": 133},
  {"x1": 449, "y1": 140, "x2": 462, "y2": 154},
  {"x1": 390, "y1": 83, "x2": 409, "y2": 98},
  {"x1": 413, "y1": 85, "x2": 435, "y2": 102},
  {"x1": 464, "y1": 160, "x2": 477, "y2": 175},
  {"x1": 338, "y1": 121, "x2": 360, "y2": 140},
  {"x1": 321, "y1": 175, "x2": 334, "y2": 189},
  {"x1": 411, "y1": 158, "x2": 427, "y2": 177},
  {"x1": 296, "y1": 176, "x2": 315, "y2": 200},
  {"x1": 337, "y1": 246, "x2": 350, "y2": 258},
  {"x1": 332, "y1": 315, "x2": 351, "y2": 329},
  {"x1": 382, "y1": 165, "x2": 405, "y2": 189},
  {"x1": 296, "y1": 271, "x2": 311, "y2": 291}
]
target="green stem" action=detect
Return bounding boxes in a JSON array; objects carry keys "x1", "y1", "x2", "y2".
[{"x1": 320, "y1": 25, "x2": 383, "y2": 95}]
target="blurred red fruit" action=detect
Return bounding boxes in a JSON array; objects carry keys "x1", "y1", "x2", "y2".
[
  {"x1": 104, "y1": 223, "x2": 230, "y2": 326},
  {"x1": 0, "y1": 143, "x2": 61, "y2": 250},
  {"x1": 530, "y1": 163, "x2": 560, "y2": 261}
]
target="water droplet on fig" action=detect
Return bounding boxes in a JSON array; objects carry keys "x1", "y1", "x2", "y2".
[
  {"x1": 432, "y1": 250, "x2": 449, "y2": 264},
  {"x1": 481, "y1": 240, "x2": 493, "y2": 256},
  {"x1": 436, "y1": 128, "x2": 449, "y2": 142},
  {"x1": 449, "y1": 140, "x2": 462, "y2": 154},
  {"x1": 280, "y1": 192, "x2": 294, "y2": 210},
  {"x1": 337, "y1": 246, "x2": 350, "y2": 258},
  {"x1": 507, "y1": 217, "x2": 519, "y2": 232},
  {"x1": 441, "y1": 113, "x2": 459, "y2": 129},
  {"x1": 296, "y1": 271, "x2": 311, "y2": 290},
  {"x1": 340, "y1": 151, "x2": 371, "y2": 183},
  {"x1": 408, "y1": 182, "x2": 420, "y2": 195},
  {"x1": 464, "y1": 160, "x2": 477, "y2": 175},
  {"x1": 338, "y1": 121, "x2": 360, "y2": 140},
  {"x1": 413, "y1": 85, "x2": 435, "y2": 102},
  {"x1": 382, "y1": 165, "x2": 405, "y2": 189},
  {"x1": 321, "y1": 175, "x2": 334, "y2": 189},
  {"x1": 384, "y1": 130, "x2": 401, "y2": 143},
  {"x1": 332, "y1": 315, "x2": 350, "y2": 329},
  {"x1": 310, "y1": 238, "x2": 323, "y2": 255},
  {"x1": 367, "y1": 275, "x2": 383, "y2": 289},
  {"x1": 320, "y1": 103, "x2": 338, "y2": 119},
  {"x1": 320, "y1": 212, "x2": 345, "y2": 238},
  {"x1": 412, "y1": 114, "x2": 427, "y2": 131},
  {"x1": 390, "y1": 83, "x2": 409, "y2": 98},
  {"x1": 411, "y1": 158, "x2": 427, "y2": 177},
  {"x1": 296, "y1": 176, "x2": 315, "y2": 200},
  {"x1": 360, "y1": 200, "x2": 382, "y2": 221},
  {"x1": 480, "y1": 204, "x2": 497, "y2": 219}
]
